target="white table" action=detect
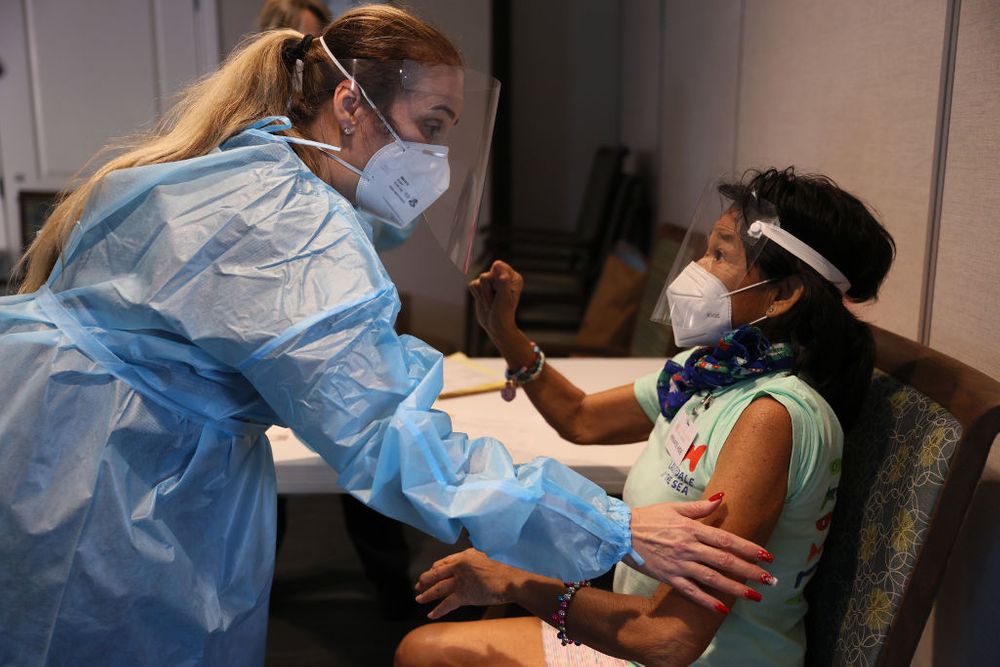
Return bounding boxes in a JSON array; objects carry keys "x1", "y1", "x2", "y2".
[{"x1": 270, "y1": 358, "x2": 664, "y2": 495}]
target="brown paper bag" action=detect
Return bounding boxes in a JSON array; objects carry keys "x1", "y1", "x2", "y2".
[{"x1": 574, "y1": 245, "x2": 647, "y2": 354}]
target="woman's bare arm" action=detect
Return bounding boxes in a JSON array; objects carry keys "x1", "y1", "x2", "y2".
[
  {"x1": 470, "y1": 261, "x2": 654, "y2": 444},
  {"x1": 545, "y1": 397, "x2": 792, "y2": 664},
  {"x1": 417, "y1": 397, "x2": 793, "y2": 666},
  {"x1": 489, "y1": 326, "x2": 655, "y2": 444}
]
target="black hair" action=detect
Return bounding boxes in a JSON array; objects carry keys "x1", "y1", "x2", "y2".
[{"x1": 719, "y1": 167, "x2": 896, "y2": 430}]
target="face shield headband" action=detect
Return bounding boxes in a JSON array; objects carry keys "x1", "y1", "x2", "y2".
[{"x1": 746, "y1": 220, "x2": 851, "y2": 294}]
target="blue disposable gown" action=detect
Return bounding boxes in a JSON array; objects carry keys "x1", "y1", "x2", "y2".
[{"x1": 0, "y1": 126, "x2": 633, "y2": 665}]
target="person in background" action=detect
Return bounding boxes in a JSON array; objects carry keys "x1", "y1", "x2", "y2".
[
  {"x1": 258, "y1": 0, "x2": 332, "y2": 35},
  {"x1": 397, "y1": 168, "x2": 895, "y2": 666}
]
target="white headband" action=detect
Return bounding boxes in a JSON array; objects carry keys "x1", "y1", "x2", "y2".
[{"x1": 748, "y1": 220, "x2": 851, "y2": 294}]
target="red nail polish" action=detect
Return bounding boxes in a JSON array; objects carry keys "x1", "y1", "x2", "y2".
[
  {"x1": 714, "y1": 603, "x2": 730, "y2": 615},
  {"x1": 760, "y1": 573, "x2": 778, "y2": 587},
  {"x1": 757, "y1": 549, "x2": 775, "y2": 563},
  {"x1": 743, "y1": 588, "x2": 762, "y2": 602},
  {"x1": 708, "y1": 492, "x2": 725, "y2": 502}
]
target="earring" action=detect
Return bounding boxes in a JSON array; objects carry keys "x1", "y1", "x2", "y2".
[
  {"x1": 343, "y1": 125, "x2": 354, "y2": 135},
  {"x1": 766, "y1": 305, "x2": 776, "y2": 315}
]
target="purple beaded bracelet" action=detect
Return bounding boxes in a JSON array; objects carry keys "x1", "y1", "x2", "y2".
[
  {"x1": 501, "y1": 342, "x2": 545, "y2": 402},
  {"x1": 551, "y1": 580, "x2": 590, "y2": 646}
]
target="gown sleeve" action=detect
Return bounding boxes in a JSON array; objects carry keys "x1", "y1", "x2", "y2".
[{"x1": 155, "y1": 159, "x2": 634, "y2": 580}]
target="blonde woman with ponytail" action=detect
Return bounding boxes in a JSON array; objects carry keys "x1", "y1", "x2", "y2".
[{"x1": 0, "y1": 6, "x2": 772, "y2": 663}]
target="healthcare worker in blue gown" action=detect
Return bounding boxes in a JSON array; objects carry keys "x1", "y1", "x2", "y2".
[{"x1": 0, "y1": 6, "x2": 773, "y2": 665}]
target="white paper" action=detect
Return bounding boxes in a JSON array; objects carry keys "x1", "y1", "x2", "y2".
[{"x1": 664, "y1": 409, "x2": 699, "y2": 467}]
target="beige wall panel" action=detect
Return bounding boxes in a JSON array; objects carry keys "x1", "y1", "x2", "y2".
[
  {"x1": 917, "y1": 4, "x2": 1000, "y2": 660},
  {"x1": 658, "y1": 0, "x2": 743, "y2": 228},
  {"x1": 929, "y1": 0, "x2": 1000, "y2": 378},
  {"x1": 26, "y1": 0, "x2": 159, "y2": 180},
  {"x1": 620, "y1": 0, "x2": 661, "y2": 180},
  {"x1": 736, "y1": 0, "x2": 948, "y2": 339}
]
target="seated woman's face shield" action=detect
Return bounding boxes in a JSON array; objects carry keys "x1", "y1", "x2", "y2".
[
  {"x1": 651, "y1": 178, "x2": 777, "y2": 338},
  {"x1": 322, "y1": 48, "x2": 500, "y2": 272}
]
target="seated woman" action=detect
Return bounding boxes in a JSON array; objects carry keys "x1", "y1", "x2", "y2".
[{"x1": 394, "y1": 167, "x2": 895, "y2": 666}]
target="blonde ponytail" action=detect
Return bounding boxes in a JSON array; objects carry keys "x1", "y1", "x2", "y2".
[{"x1": 15, "y1": 28, "x2": 314, "y2": 293}]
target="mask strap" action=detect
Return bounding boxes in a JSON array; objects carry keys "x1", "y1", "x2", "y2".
[
  {"x1": 726, "y1": 277, "x2": 775, "y2": 326},
  {"x1": 248, "y1": 116, "x2": 367, "y2": 179},
  {"x1": 278, "y1": 135, "x2": 342, "y2": 153},
  {"x1": 723, "y1": 277, "x2": 774, "y2": 298},
  {"x1": 318, "y1": 35, "x2": 407, "y2": 148},
  {"x1": 282, "y1": 135, "x2": 366, "y2": 179}
]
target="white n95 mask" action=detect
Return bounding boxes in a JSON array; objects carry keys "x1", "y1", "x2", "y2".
[
  {"x1": 247, "y1": 118, "x2": 450, "y2": 230},
  {"x1": 354, "y1": 140, "x2": 450, "y2": 229},
  {"x1": 293, "y1": 135, "x2": 450, "y2": 231},
  {"x1": 666, "y1": 262, "x2": 772, "y2": 347}
]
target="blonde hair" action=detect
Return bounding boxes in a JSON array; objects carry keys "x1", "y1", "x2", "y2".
[
  {"x1": 15, "y1": 30, "x2": 308, "y2": 292},
  {"x1": 16, "y1": 4, "x2": 461, "y2": 293}
]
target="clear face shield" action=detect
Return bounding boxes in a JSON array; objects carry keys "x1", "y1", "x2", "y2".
[
  {"x1": 651, "y1": 179, "x2": 778, "y2": 346},
  {"x1": 318, "y1": 39, "x2": 500, "y2": 273}
]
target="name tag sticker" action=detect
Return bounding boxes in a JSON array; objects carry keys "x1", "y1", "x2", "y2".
[{"x1": 665, "y1": 410, "x2": 699, "y2": 467}]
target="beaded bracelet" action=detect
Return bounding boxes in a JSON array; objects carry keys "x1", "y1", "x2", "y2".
[
  {"x1": 551, "y1": 580, "x2": 590, "y2": 646},
  {"x1": 501, "y1": 342, "x2": 546, "y2": 402}
]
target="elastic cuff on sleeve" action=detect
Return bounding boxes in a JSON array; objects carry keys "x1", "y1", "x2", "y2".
[
  {"x1": 617, "y1": 492, "x2": 643, "y2": 565},
  {"x1": 602, "y1": 497, "x2": 637, "y2": 568}
]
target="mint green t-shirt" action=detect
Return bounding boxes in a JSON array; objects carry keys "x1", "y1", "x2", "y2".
[{"x1": 614, "y1": 352, "x2": 843, "y2": 666}]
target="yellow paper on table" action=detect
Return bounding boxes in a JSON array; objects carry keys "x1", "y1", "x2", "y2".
[{"x1": 439, "y1": 352, "x2": 506, "y2": 399}]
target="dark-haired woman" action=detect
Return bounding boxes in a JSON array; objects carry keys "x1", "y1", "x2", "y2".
[
  {"x1": 0, "y1": 6, "x2": 773, "y2": 663},
  {"x1": 397, "y1": 168, "x2": 896, "y2": 667}
]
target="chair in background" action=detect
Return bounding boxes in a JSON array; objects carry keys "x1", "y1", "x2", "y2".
[
  {"x1": 555, "y1": 220, "x2": 686, "y2": 359},
  {"x1": 466, "y1": 219, "x2": 683, "y2": 360},
  {"x1": 478, "y1": 145, "x2": 627, "y2": 277},
  {"x1": 555, "y1": 240, "x2": 648, "y2": 357},
  {"x1": 803, "y1": 326, "x2": 1000, "y2": 666},
  {"x1": 514, "y1": 170, "x2": 650, "y2": 340},
  {"x1": 466, "y1": 146, "x2": 635, "y2": 355}
]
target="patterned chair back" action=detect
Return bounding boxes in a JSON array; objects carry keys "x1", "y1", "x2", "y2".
[{"x1": 803, "y1": 327, "x2": 1000, "y2": 666}]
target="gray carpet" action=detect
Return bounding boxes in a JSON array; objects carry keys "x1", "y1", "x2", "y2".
[{"x1": 265, "y1": 495, "x2": 481, "y2": 666}]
